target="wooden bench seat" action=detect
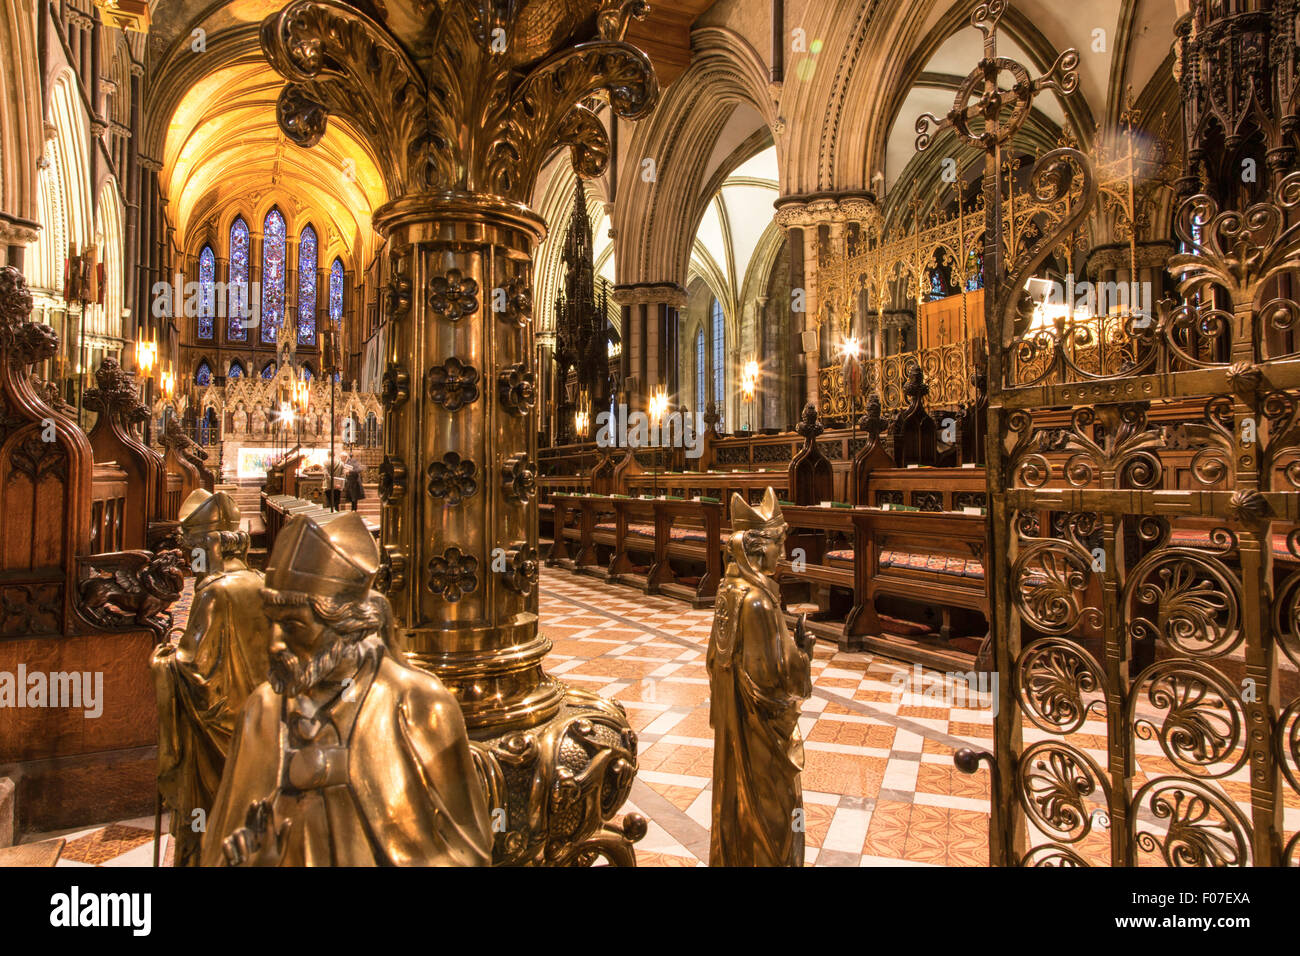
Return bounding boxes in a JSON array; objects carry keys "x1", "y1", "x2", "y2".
[
  {"x1": 1168, "y1": 527, "x2": 1299, "y2": 562},
  {"x1": 826, "y1": 546, "x2": 985, "y2": 579},
  {"x1": 544, "y1": 494, "x2": 723, "y2": 606}
]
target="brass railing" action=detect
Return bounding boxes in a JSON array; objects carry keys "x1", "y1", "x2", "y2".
[{"x1": 819, "y1": 338, "x2": 983, "y2": 416}]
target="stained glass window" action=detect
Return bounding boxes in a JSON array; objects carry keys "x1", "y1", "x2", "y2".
[
  {"x1": 711, "y1": 299, "x2": 724, "y2": 425},
  {"x1": 298, "y1": 224, "x2": 318, "y2": 346},
  {"x1": 261, "y1": 208, "x2": 287, "y2": 344},
  {"x1": 302, "y1": 364, "x2": 314, "y2": 382},
  {"x1": 228, "y1": 361, "x2": 244, "y2": 380},
  {"x1": 195, "y1": 361, "x2": 212, "y2": 386},
  {"x1": 695, "y1": 328, "x2": 706, "y2": 411},
  {"x1": 329, "y1": 257, "x2": 344, "y2": 325},
  {"x1": 197, "y1": 246, "x2": 215, "y2": 339},
  {"x1": 261, "y1": 361, "x2": 276, "y2": 380},
  {"x1": 228, "y1": 217, "x2": 249, "y2": 341}
]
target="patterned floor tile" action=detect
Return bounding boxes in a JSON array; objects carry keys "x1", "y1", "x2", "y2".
[{"x1": 34, "y1": 568, "x2": 1022, "y2": 868}]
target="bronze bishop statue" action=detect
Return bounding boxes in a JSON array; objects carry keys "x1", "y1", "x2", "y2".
[
  {"x1": 201, "y1": 511, "x2": 493, "y2": 866},
  {"x1": 152, "y1": 489, "x2": 272, "y2": 867},
  {"x1": 707, "y1": 488, "x2": 815, "y2": 867}
]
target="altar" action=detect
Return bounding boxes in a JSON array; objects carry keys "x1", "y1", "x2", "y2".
[{"x1": 233, "y1": 444, "x2": 335, "y2": 481}]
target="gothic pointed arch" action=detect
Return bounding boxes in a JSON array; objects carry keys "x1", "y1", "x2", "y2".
[
  {"x1": 328, "y1": 256, "x2": 345, "y2": 327},
  {"x1": 227, "y1": 214, "x2": 250, "y2": 342},
  {"x1": 298, "y1": 222, "x2": 318, "y2": 346},
  {"x1": 612, "y1": 28, "x2": 775, "y2": 289},
  {"x1": 197, "y1": 243, "x2": 216, "y2": 340},
  {"x1": 260, "y1": 206, "x2": 287, "y2": 345},
  {"x1": 28, "y1": 72, "x2": 92, "y2": 299}
]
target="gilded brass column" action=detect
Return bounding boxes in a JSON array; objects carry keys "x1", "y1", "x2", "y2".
[
  {"x1": 261, "y1": 0, "x2": 658, "y2": 865},
  {"x1": 372, "y1": 195, "x2": 558, "y2": 730}
]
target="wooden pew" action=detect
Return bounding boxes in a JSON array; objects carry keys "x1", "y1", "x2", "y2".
[
  {"x1": 89, "y1": 462, "x2": 129, "y2": 555},
  {"x1": 608, "y1": 495, "x2": 724, "y2": 606},
  {"x1": 0, "y1": 268, "x2": 182, "y2": 833},
  {"x1": 544, "y1": 493, "x2": 581, "y2": 566},
  {"x1": 605, "y1": 496, "x2": 660, "y2": 586},
  {"x1": 547, "y1": 493, "x2": 725, "y2": 606},
  {"x1": 83, "y1": 357, "x2": 166, "y2": 550},
  {"x1": 845, "y1": 508, "x2": 989, "y2": 666}
]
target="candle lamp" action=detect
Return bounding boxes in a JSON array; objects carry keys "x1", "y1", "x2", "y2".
[
  {"x1": 840, "y1": 336, "x2": 862, "y2": 505},
  {"x1": 574, "y1": 390, "x2": 591, "y2": 488},
  {"x1": 648, "y1": 385, "x2": 669, "y2": 498},
  {"x1": 740, "y1": 358, "x2": 759, "y2": 469}
]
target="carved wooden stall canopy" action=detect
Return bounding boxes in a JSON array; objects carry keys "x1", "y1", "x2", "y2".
[
  {"x1": 83, "y1": 356, "x2": 166, "y2": 550},
  {"x1": 0, "y1": 266, "x2": 93, "y2": 623},
  {"x1": 0, "y1": 266, "x2": 182, "y2": 833}
]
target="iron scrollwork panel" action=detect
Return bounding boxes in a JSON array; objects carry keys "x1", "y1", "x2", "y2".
[{"x1": 923, "y1": 0, "x2": 1300, "y2": 868}]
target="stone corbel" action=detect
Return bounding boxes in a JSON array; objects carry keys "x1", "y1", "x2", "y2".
[{"x1": 0, "y1": 218, "x2": 41, "y2": 246}]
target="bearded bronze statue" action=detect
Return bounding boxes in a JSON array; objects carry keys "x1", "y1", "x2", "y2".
[
  {"x1": 708, "y1": 488, "x2": 816, "y2": 867},
  {"x1": 151, "y1": 489, "x2": 272, "y2": 867},
  {"x1": 201, "y1": 511, "x2": 492, "y2": 866}
]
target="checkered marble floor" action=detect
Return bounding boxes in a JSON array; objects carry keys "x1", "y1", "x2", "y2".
[
  {"x1": 539, "y1": 570, "x2": 1300, "y2": 866},
  {"x1": 23, "y1": 569, "x2": 1298, "y2": 866},
  {"x1": 539, "y1": 569, "x2": 997, "y2": 866}
]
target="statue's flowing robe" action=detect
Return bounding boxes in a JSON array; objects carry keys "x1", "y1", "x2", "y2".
[
  {"x1": 201, "y1": 642, "x2": 493, "y2": 866},
  {"x1": 151, "y1": 568, "x2": 272, "y2": 867},
  {"x1": 707, "y1": 565, "x2": 813, "y2": 866}
]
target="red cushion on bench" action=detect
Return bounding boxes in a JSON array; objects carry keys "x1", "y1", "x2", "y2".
[
  {"x1": 1169, "y1": 529, "x2": 1298, "y2": 563},
  {"x1": 879, "y1": 548, "x2": 984, "y2": 580}
]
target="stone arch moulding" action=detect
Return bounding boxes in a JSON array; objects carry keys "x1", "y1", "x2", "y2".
[
  {"x1": 0, "y1": 0, "x2": 45, "y2": 240},
  {"x1": 613, "y1": 27, "x2": 775, "y2": 290}
]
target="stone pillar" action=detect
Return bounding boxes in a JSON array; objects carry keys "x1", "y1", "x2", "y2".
[
  {"x1": 261, "y1": 0, "x2": 660, "y2": 866},
  {"x1": 773, "y1": 200, "x2": 826, "y2": 409},
  {"x1": 775, "y1": 194, "x2": 879, "y2": 414},
  {"x1": 611, "y1": 282, "x2": 686, "y2": 411},
  {"x1": 0, "y1": 219, "x2": 39, "y2": 271},
  {"x1": 123, "y1": 63, "x2": 143, "y2": 337},
  {"x1": 372, "y1": 195, "x2": 557, "y2": 729}
]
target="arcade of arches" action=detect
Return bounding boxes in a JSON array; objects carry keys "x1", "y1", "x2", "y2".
[{"x1": 0, "y1": 0, "x2": 1297, "y2": 878}]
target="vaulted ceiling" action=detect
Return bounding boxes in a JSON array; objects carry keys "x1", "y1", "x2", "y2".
[{"x1": 144, "y1": 0, "x2": 720, "y2": 264}]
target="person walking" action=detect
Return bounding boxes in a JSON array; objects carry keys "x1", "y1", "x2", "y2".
[{"x1": 343, "y1": 452, "x2": 365, "y2": 511}]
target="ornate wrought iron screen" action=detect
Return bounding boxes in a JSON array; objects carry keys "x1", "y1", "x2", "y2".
[
  {"x1": 818, "y1": 338, "x2": 982, "y2": 415},
  {"x1": 917, "y1": 1, "x2": 1300, "y2": 866}
]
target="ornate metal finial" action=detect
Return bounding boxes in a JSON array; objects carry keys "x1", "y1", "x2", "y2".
[
  {"x1": 914, "y1": 0, "x2": 1079, "y2": 156},
  {"x1": 259, "y1": 0, "x2": 660, "y2": 201},
  {"x1": 912, "y1": 1, "x2": 1093, "y2": 380}
]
